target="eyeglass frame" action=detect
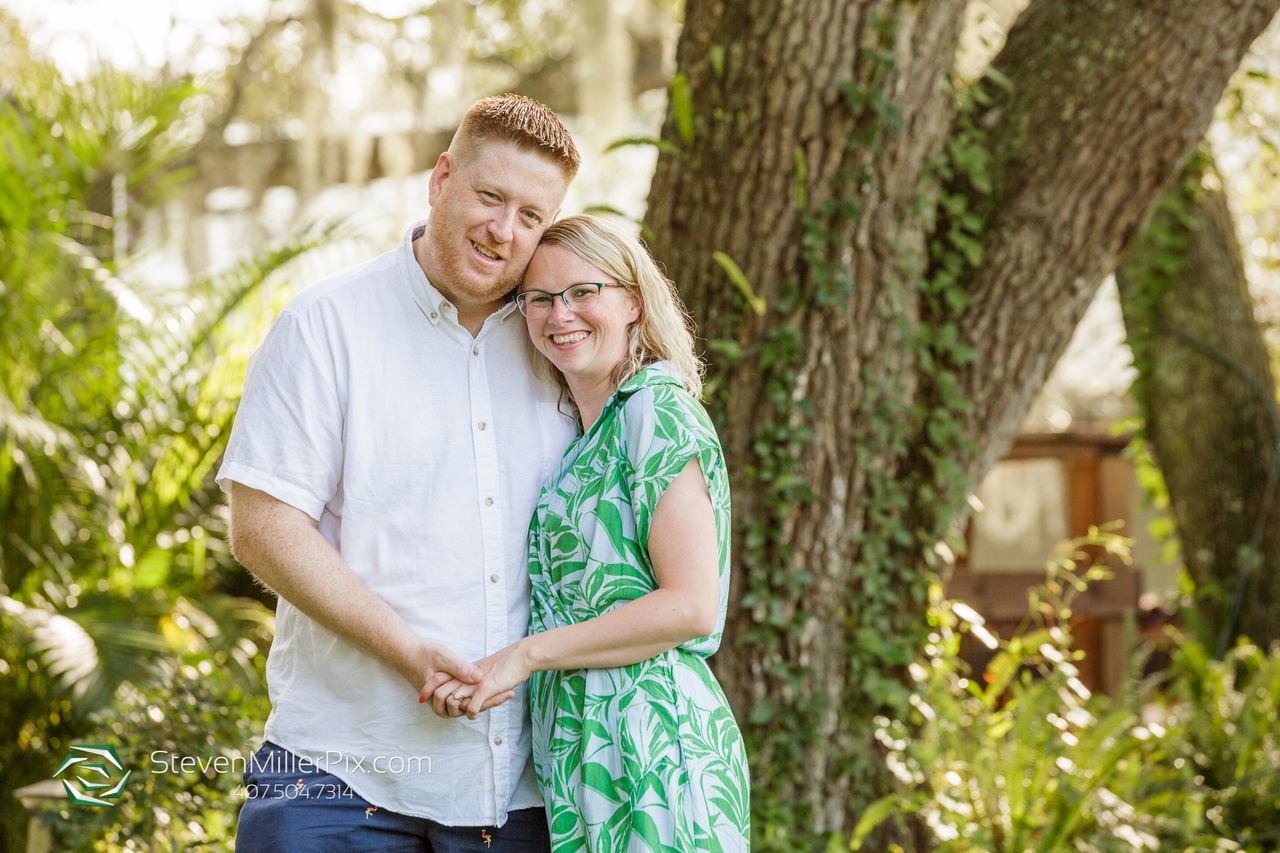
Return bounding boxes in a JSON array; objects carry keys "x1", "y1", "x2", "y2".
[{"x1": 513, "y1": 281, "x2": 630, "y2": 318}]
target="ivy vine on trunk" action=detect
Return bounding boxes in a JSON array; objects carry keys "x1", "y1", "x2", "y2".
[
  {"x1": 643, "y1": 0, "x2": 1280, "y2": 848},
  {"x1": 1117, "y1": 155, "x2": 1280, "y2": 654}
]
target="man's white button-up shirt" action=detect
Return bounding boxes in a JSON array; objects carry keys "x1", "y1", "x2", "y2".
[{"x1": 216, "y1": 222, "x2": 576, "y2": 825}]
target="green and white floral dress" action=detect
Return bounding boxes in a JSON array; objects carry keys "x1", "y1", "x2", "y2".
[{"x1": 527, "y1": 362, "x2": 751, "y2": 853}]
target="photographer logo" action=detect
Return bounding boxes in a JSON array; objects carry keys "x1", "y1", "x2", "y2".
[{"x1": 53, "y1": 744, "x2": 131, "y2": 807}]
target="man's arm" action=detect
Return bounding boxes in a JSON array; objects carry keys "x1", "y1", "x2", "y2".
[
  {"x1": 227, "y1": 481, "x2": 480, "y2": 698},
  {"x1": 434, "y1": 458, "x2": 720, "y2": 719}
]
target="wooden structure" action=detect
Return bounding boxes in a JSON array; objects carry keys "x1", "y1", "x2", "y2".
[{"x1": 946, "y1": 430, "x2": 1145, "y2": 696}]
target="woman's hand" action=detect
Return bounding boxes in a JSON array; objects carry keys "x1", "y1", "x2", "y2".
[
  {"x1": 457, "y1": 641, "x2": 534, "y2": 720},
  {"x1": 424, "y1": 676, "x2": 514, "y2": 719},
  {"x1": 423, "y1": 642, "x2": 530, "y2": 719}
]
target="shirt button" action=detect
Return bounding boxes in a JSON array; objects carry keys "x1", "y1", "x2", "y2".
[
  {"x1": 493, "y1": 737, "x2": 503, "y2": 745},
  {"x1": 490, "y1": 574, "x2": 499, "y2": 583},
  {"x1": 477, "y1": 422, "x2": 486, "y2": 431},
  {"x1": 442, "y1": 302, "x2": 452, "y2": 312},
  {"x1": 473, "y1": 347, "x2": 480, "y2": 356},
  {"x1": 484, "y1": 497, "x2": 494, "y2": 506},
  {"x1": 430, "y1": 311, "x2": 438, "y2": 320}
]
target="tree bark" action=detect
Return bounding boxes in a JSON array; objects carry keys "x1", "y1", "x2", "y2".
[
  {"x1": 643, "y1": 0, "x2": 1280, "y2": 846},
  {"x1": 647, "y1": 2, "x2": 966, "y2": 842},
  {"x1": 1117, "y1": 158, "x2": 1280, "y2": 652},
  {"x1": 955, "y1": 0, "x2": 1280, "y2": 484}
]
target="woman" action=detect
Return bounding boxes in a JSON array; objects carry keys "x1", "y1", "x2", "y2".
[{"x1": 436, "y1": 215, "x2": 750, "y2": 852}]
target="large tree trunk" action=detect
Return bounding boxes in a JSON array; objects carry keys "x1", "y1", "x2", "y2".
[
  {"x1": 954, "y1": 0, "x2": 1280, "y2": 484},
  {"x1": 643, "y1": 0, "x2": 1279, "y2": 846},
  {"x1": 647, "y1": 3, "x2": 966, "y2": 844},
  {"x1": 1117, "y1": 158, "x2": 1280, "y2": 652}
]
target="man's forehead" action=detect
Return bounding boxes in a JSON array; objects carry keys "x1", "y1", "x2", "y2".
[{"x1": 463, "y1": 140, "x2": 563, "y2": 183}]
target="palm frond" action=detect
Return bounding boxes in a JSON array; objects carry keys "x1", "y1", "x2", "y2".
[{"x1": 2, "y1": 592, "x2": 168, "y2": 710}]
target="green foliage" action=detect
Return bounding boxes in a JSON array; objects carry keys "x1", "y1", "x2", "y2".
[
  {"x1": 0, "y1": 41, "x2": 329, "y2": 852},
  {"x1": 602, "y1": 137, "x2": 686, "y2": 158},
  {"x1": 670, "y1": 72, "x2": 695, "y2": 144},
  {"x1": 1117, "y1": 149, "x2": 1279, "y2": 655},
  {"x1": 712, "y1": 251, "x2": 766, "y2": 316},
  {"x1": 851, "y1": 531, "x2": 1164, "y2": 852},
  {"x1": 1159, "y1": 637, "x2": 1280, "y2": 849},
  {"x1": 1116, "y1": 425, "x2": 1180, "y2": 566},
  {"x1": 810, "y1": 58, "x2": 993, "y2": 853},
  {"x1": 48, "y1": 659, "x2": 271, "y2": 853},
  {"x1": 1114, "y1": 162, "x2": 1199, "y2": 413},
  {"x1": 848, "y1": 530, "x2": 1280, "y2": 852}
]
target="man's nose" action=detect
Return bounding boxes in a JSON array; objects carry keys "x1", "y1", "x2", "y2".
[{"x1": 487, "y1": 207, "x2": 515, "y2": 244}]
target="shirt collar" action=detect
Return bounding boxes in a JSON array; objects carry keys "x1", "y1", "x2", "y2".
[
  {"x1": 568, "y1": 362, "x2": 683, "y2": 440},
  {"x1": 610, "y1": 361, "x2": 683, "y2": 407}
]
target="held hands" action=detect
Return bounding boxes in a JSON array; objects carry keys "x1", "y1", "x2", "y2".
[
  {"x1": 426, "y1": 640, "x2": 533, "y2": 721},
  {"x1": 414, "y1": 642, "x2": 482, "y2": 712}
]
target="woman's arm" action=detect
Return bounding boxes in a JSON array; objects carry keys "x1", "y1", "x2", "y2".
[{"x1": 439, "y1": 457, "x2": 721, "y2": 720}]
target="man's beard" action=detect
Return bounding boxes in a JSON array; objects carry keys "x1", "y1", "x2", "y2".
[{"x1": 423, "y1": 224, "x2": 522, "y2": 307}]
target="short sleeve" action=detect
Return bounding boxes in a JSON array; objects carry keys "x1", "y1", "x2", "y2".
[
  {"x1": 617, "y1": 384, "x2": 726, "y2": 551},
  {"x1": 215, "y1": 310, "x2": 345, "y2": 520}
]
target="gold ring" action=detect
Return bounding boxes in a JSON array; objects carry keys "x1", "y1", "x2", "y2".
[{"x1": 451, "y1": 691, "x2": 464, "y2": 701}]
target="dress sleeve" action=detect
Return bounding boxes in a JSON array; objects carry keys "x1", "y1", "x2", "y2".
[
  {"x1": 215, "y1": 310, "x2": 345, "y2": 520},
  {"x1": 617, "y1": 384, "x2": 726, "y2": 551}
]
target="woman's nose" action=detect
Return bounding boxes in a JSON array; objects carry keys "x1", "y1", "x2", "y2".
[{"x1": 549, "y1": 294, "x2": 576, "y2": 321}]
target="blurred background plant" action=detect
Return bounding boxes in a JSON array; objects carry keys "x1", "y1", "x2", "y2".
[
  {"x1": 0, "y1": 12, "x2": 337, "y2": 849},
  {"x1": 1158, "y1": 636, "x2": 1280, "y2": 849},
  {"x1": 849, "y1": 530, "x2": 1280, "y2": 852},
  {"x1": 45, "y1": 660, "x2": 272, "y2": 852}
]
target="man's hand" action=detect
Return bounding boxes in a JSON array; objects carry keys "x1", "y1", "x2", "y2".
[
  {"x1": 427, "y1": 672, "x2": 517, "y2": 719},
  {"x1": 417, "y1": 644, "x2": 483, "y2": 707},
  {"x1": 424, "y1": 641, "x2": 532, "y2": 720}
]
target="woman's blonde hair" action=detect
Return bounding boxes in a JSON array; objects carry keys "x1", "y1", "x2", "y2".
[{"x1": 529, "y1": 215, "x2": 704, "y2": 410}]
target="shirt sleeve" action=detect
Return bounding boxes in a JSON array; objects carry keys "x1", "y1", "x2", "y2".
[
  {"x1": 617, "y1": 384, "x2": 726, "y2": 551},
  {"x1": 215, "y1": 309, "x2": 345, "y2": 520}
]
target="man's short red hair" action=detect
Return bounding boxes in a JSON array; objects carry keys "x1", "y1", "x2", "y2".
[{"x1": 452, "y1": 93, "x2": 580, "y2": 180}]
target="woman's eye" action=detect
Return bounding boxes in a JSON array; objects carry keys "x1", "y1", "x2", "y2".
[
  {"x1": 569, "y1": 286, "x2": 596, "y2": 300},
  {"x1": 530, "y1": 294, "x2": 554, "y2": 306}
]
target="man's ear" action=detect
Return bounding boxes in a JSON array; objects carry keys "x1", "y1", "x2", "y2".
[{"x1": 427, "y1": 152, "x2": 453, "y2": 206}]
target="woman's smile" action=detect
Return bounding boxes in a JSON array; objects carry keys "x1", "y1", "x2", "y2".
[{"x1": 549, "y1": 330, "x2": 590, "y2": 346}]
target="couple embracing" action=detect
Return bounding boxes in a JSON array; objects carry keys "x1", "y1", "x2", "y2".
[{"x1": 218, "y1": 94, "x2": 750, "y2": 852}]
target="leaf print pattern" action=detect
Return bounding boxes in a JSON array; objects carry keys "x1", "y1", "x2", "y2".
[{"x1": 528, "y1": 362, "x2": 750, "y2": 852}]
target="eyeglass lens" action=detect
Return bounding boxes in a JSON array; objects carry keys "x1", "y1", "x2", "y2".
[{"x1": 517, "y1": 284, "x2": 609, "y2": 317}]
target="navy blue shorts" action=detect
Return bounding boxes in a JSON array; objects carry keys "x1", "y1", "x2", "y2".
[{"x1": 234, "y1": 742, "x2": 550, "y2": 852}]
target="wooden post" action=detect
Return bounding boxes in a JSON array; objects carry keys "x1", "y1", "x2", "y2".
[{"x1": 13, "y1": 780, "x2": 67, "y2": 853}]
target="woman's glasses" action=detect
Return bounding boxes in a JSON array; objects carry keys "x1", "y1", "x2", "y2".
[{"x1": 514, "y1": 282, "x2": 628, "y2": 318}]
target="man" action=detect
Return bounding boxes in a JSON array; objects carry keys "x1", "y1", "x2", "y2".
[{"x1": 217, "y1": 94, "x2": 580, "y2": 852}]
